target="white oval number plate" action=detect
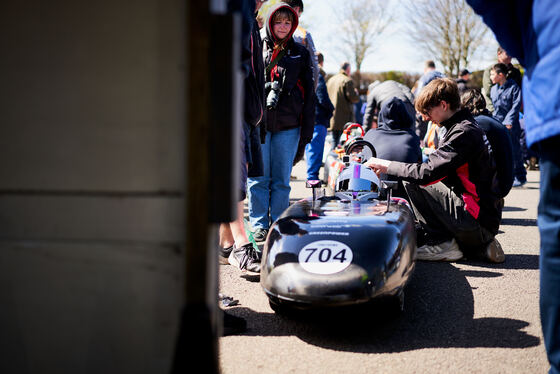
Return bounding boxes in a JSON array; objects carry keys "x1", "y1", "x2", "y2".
[{"x1": 298, "y1": 240, "x2": 353, "y2": 275}]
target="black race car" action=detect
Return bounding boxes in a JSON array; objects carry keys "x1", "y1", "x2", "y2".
[{"x1": 260, "y1": 142, "x2": 417, "y2": 313}]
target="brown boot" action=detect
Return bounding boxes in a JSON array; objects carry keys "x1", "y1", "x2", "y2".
[{"x1": 485, "y1": 238, "x2": 505, "y2": 263}]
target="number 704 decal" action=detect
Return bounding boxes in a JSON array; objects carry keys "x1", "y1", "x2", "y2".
[{"x1": 298, "y1": 240, "x2": 353, "y2": 275}]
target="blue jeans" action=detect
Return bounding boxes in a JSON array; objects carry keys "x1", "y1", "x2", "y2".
[
  {"x1": 247, "y1": 127, "x2": 300, "y2": 230},
  {"x1": 305, "y1": 124, "x2": 327, "y2": 180},
  {"x1": 537, "y1": 135, "x2": 560, "y2": 374}
]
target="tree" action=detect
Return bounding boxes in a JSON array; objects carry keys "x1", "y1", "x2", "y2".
[
  {"x1": 404, "y1": 0, "x2": 491, "y2": 77},
  {"x1": 332, "y1": 0, "x2": 392, "y2": 74}
]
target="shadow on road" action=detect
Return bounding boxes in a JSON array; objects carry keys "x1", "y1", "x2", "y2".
[
  {"x1": 502, "y1": 206, "x2": 527, "y2": 212},
  {"x1": 464, "y1": 254, "x2": 539, "y2": 270},
  {"x1": 500, "y1": 218, "x2": 538, "y2": 227},
  {"x1": 229, "y1": 261, "x2": 540, "y2": 353}
]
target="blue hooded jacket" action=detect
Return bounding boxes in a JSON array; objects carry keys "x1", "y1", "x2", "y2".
[{"x1": 466, "y1": 0, "x2": 560, "y2": 147}]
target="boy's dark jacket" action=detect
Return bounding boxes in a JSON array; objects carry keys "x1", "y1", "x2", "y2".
[
  {"x1": 262, "y1": 4, "x2": 315, "y2": 144},
  {"x1": 387, "y1": 109, "x2": 502, "y2": 234}
]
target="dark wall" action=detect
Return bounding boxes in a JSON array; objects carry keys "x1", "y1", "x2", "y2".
[
  {"x1": 0, "y1": 1, "x2": 187, "y2": 373},
  {"x1": 0, "y1": 0, "x2": 185, "y2": 191}
]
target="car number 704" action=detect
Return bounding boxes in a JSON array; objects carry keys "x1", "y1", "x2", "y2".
[
  {"x1": 304, "y1": 247, "x2": 348, "y2": 263},
  {"x1": 298, "y1": 240, "x2": 354, "y2": 275}
]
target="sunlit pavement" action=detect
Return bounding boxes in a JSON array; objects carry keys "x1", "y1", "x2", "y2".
[{"x1": 219, "y1": 162, "x2": 547, "y2": 374}]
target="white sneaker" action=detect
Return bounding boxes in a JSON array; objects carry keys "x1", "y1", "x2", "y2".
[
  {"x1": 416, "y1": 238, "x2": 463, "y2": 262},
  {"x1": 228, "y1": 243, "x2": 261, "y2": 275}
]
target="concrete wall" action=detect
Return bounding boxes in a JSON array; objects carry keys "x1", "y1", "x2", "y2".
[{"x1": 0, "y1": 1, "x2": 187, "y2": 372}]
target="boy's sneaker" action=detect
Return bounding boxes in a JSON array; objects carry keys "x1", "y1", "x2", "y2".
[
  {"x1": 485, "y1": 238, "x2": 505, "y2": 263},
  {"x1": 219, "y1": 245, "x2": 234, "y2": 265},
  {"x1": 253, "y1": 228, "x2": 269, "y2": 242},
  {"x1": 416, "y1": 238, "x2": 463, "y2": 262},
  {"x1": 229, "y1": 243, "x2": 261, "y2": 275}
]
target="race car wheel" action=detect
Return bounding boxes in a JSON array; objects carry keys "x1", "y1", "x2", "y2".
[
  {"x1": 268, "y1": 296, "x2": 292, "y2": 315},
  {"x1": 366, "y1": 291, "x2": 405, "y2": 316},
  {"x1": 390, "y1": 290, "x2": 405, "y2": 313}
]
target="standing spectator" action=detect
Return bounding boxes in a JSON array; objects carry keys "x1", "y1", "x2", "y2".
[
  {"x1": 482, "y1": 46, "x2": 523, "y2": 112},
  {"x1": 465, "y1": 3, "x2": 560, "y2": 371},
  {"x1": 326, "y1": 62, "x2": 360, "y2": 144},
  {"x1": 455, "y1": 69, "x2": 471, "y2": 95},
  {"x1": 362, "y1": 80, "x2": 416, "y2": 131},
  {"x1": 283, "y1": 0, "x2": 319, "y2": 91},
  {"x1": 364, "y1": 78, "x2": 504, "y2": 263},
  {"x1": 363, "y1": 97, "x2": 422, "y2": 198},
  {"x1": 305, "y1": 52, "x2": 334, "y2": 181},
  {"x1": 413, "y1": 60, "x2": 445, "y2": 96},
  {"x1": 490, "y1": 63, "x2": 526, "y2": 187},
  {"x1": 247, "y1": 3, "x2": 314, "y2": 243},
  {"x1": 219, "y1": 0, "x2": 266, "y2": 277},
  {"x1": 413, "y1": 60, "x2": 445, "y2": 140},
  {"x1": 218, "y1": 0, "x2": 267, "y2": 337},
  {"x1": 354, "y1": 95, "x2": 365, "y2": 126},
  {"x1": 461, "y1": 88, "x2": 514, "y2": 199}
]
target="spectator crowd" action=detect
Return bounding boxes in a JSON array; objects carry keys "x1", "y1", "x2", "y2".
[
  {"x1": 225, "y1": 0, "x2": 533, "y2": 274},
  {"x1": 223, "y1": 2, "x2": 559, "y2": 373}
]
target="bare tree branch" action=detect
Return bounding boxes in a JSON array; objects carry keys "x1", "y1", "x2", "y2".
[
  {"x1": 331, "y1": 0, "x2": 393, "y2": 73},
  {"x1": 404, "y1": 0, "x2": 490, "y2": 76}
]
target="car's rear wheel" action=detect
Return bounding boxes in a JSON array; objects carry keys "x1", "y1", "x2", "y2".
[
  {"x1": 391, "y1": 289, "x2": 405, "y2": 313},
  {"x1": 268, "y1": 296, "x2": 290, "y2": 315}
]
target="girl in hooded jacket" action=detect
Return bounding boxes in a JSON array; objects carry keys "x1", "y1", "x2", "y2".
[{"x1": 247, "y1": 3, "x2": 315, "y2": 242}]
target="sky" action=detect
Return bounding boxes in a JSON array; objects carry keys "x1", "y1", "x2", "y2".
[{"x1": 295, "y1": 0, "x2": 500, "y2": 75}]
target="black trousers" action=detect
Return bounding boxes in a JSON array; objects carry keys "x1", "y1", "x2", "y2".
[{"x1": 403, "y1": 181, "x2": 494, "y2": 257}]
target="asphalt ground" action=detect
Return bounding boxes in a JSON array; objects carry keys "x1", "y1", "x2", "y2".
[{"x1": 218, "y1": 161, "x2": 547, "y2": 374}]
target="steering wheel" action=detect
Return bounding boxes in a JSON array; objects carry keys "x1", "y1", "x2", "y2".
[
  {"x1": 342, "y1": 123, "x2": 365, "y2": 143},
  {"x1": 344, "y1": 138, "x2": 376, "y2": 162}
]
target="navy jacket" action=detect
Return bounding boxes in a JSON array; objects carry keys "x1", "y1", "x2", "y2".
[
  {"x1": 364, "y1": 98, "x2": 421, "y2": 197},
  {"x1": 475, "y1": 113, "x2": 514, "y2": 198},
  {"x1": 364, "y1": 97, "x2": 421, "y2": 164},
  {"x1": 315, "y1": 72, "x2": 334, "y2": 126}
]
